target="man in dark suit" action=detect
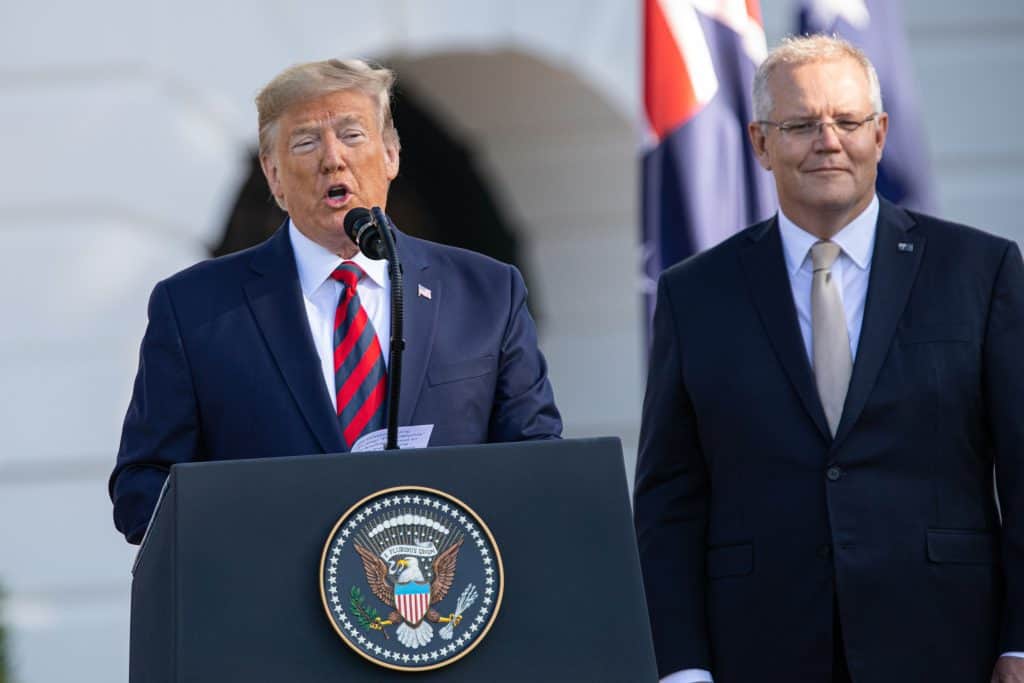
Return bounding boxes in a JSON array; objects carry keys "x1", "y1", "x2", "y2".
[
  {"x1": 110, "y1": 59, "x2": 561, "y2": 545},
  {"x1": 635, "y1": 36, "x2": 1023, "y2": 683}
]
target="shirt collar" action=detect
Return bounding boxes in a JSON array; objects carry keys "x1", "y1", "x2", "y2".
[
  {"x1": 288, "y1": 219, "x2": 389, "y2": 296},
  {"x1": 777, "y1": 194, "x2": 879, "y2": 276}
]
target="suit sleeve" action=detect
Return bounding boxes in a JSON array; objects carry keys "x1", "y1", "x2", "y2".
[
  {"x1": 634, "y1": 275, "x2": 711, "y2": 676},
  {"x1": 108, "y1": 281, "x2": 201, "y2": 544},
  {"x1": 486, "y1": 265, "x2": 562, "y2": 442},
  {"x1": 985, "y1": 242, "x2": 1024, "y2": 652}
]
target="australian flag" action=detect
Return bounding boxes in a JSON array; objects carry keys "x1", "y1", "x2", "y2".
[
  {"x1": 799, "y1": 0, "x2": 936, "y2": 212},
  {"x1": 642, "y1": 0, "x2": 776, "y2": 322}
]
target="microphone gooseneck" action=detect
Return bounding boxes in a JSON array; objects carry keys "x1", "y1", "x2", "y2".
[{"x1": 371, "y1": 206, "x2": 404, "y2": 452}]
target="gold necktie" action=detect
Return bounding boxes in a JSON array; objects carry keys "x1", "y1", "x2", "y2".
[{"x1": 811, "y1": 241, "x2": 852, "y2": 436}]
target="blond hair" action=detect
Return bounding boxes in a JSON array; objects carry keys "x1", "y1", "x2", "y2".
[{"x1": 255, "y1": 58, "x2": 400, "y2": 157}]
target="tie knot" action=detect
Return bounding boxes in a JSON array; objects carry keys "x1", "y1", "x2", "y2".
[
  {"x1": 811, "y1": 241, "x2": 841, "y2": 271},
  {"x1": 330, "y1": 261, "x2": 365, "y2": 288}
]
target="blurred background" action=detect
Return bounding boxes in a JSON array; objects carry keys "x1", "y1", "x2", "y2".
[{"x1": 1, "y1": 0, "x2": 1021, "y2": 680}]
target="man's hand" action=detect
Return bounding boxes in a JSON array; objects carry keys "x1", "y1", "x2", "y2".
[{"x1": 992, "y1": 656, "x2": 1024, "y2": 682}]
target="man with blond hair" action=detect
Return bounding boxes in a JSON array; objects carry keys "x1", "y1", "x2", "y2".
[
  {"x1": 110, "y1": 59, "x2": 561, "y2": 545},
  {"x1": 635, "y1": 35, "x2": 1024, "y2": 682}
]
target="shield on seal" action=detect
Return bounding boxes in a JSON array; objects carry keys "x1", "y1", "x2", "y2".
[{"x1": 394, "y1": 581, "x2": 431, "y2": 625}]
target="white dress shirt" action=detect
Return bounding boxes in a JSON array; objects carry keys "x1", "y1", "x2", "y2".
[
  {"x1": 660, "y1": 195, "x2": 1021, "y2": 683},
  {"x1": 289, "y1": 221, "x2": 390, "y2": 410},
  {"x1": 780, "y1": 194, "x2": 877, "y2": 365}
]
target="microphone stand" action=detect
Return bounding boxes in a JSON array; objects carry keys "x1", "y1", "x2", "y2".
[{"x1": 371, "y1": 207, "x2": 403, "y2": 450}]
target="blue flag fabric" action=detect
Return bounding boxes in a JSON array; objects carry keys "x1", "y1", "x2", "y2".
[
  {"x1": 799, "y1": 0, "x2": 936, "y2": 212},
  {"x1": 642, "y1": 1, "x2": 776, "y2": 324}
]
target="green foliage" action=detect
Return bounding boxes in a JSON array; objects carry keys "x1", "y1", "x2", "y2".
[{"x1": 348, "y1": 586, "x2": 380, "y2": 630}]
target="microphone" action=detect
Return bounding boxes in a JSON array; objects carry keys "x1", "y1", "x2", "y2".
[{"x1": 343, "y1": 208, "x2": 386, "y2": 260}]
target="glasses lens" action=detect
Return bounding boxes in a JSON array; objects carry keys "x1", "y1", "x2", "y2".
[{"x1": 780, "y1": 116, "x2": 873, "y2": 137}]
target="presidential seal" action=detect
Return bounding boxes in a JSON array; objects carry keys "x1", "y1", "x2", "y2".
[{"x1": 319, "y1": 486, "x2": 504, "y2": 672}]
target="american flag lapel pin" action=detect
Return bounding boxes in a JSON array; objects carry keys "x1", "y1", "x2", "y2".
[
  {"x1": 897, "y1": 242, "x2": 914, "y2": 253},
  {"x1": 417, "y1": 283, "x2": 432, "y2": 300}
]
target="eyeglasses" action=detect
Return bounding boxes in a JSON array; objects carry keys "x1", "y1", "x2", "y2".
[{"x1": 757, "y1": 114, "x2": 879, "y2": 139}]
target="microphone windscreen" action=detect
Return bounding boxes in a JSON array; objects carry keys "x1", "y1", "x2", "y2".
[{"x1": 343, "y1": 207, "x2": 373, "y2": 243}]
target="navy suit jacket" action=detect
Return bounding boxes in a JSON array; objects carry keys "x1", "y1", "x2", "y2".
[
  {"x1": 110, "y1": 225, "x2": 561, "y2": 544},
  {"x1": 634, "y1": 199, "x2": 1024, "y2": 682}
]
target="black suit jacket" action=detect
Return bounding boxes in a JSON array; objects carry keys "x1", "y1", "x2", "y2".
[
  {"x1": 634, "y1": 199, "x2": 1023, "y2": 682},
  {"x1": 110, "y1": 225, "x2": 561, "y2": 544}
]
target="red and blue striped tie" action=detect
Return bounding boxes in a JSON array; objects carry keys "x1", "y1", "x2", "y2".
[{"x1": 330, "y1": 262, "x2": 388, "y2": 448}]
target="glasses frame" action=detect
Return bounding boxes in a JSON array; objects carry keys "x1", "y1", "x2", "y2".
[{"x1": 757, "y1": 113, "x2": 880, "y2": 138}]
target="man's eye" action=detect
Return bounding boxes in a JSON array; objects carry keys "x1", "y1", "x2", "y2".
[
  {"x1": 785, "y1": 122, "x2": 817, "y2": 134},
  {"x1": 343, "y1": 132, "x2": 365, "y2": 142},
  {"x1": 835, "y1": 120, "x2": 861, "y2": 132},
  {"x1": 292, "y1": 139, "x2": 315, "y2": 151}
]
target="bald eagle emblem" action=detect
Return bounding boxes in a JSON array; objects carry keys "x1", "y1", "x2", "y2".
[
  {"x1": 354, "y1": 522, "x2": 464, "y2": 648},
  {"x1": 320, "y1": 487, "x2": 503, "y2": 671}
]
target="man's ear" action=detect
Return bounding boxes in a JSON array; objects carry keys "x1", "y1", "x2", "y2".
[
  {"x1": 384, "y1": 142, "x2": 400, "y2": 181},
  {"x1": 873, "y1": 111, "x2": 889, "y2": 162},
  {"x1": 748, "y1": 122, "x2": 772, "y2": 171},
  {"x1": 259, "y1": 153, "x2": 286, "y2": 209}
]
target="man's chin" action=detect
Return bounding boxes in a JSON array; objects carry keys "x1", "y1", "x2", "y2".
[{"x1": 797, "y1": 183, "x2": 860, "y2": 208}]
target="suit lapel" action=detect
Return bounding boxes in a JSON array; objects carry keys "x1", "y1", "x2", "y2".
[
  {"x1": 393, "y1": 231, "x2": 440, "y2": 425},
  {"x1": 244, "y1": 226, "x2": 345, "y2": 453},
  {"x1": 740, "y1": 218, "x2": 832, "y2": 442},
  {"x1": 833, "y1": 200, "x2": 922, "y2": 447}
]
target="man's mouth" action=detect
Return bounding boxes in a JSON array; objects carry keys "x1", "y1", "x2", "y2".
[{"x1": 325, "y1": 184, "x2": 351, "y2": 206}]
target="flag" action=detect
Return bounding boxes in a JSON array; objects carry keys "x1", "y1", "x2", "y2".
[
  {"x1": 798, "y1": 0, "x2": 936, "y2": 212},
  {"x1": 642, "y1": 0, "x2": 777, "y2": 322}
]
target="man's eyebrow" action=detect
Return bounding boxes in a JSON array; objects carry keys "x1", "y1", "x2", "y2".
[
  {"x1": 288, "y1": 114, "x2": 368, "y2": 141},
  {"x1": 332, "y1": 114, "x2": 366, "y2": 128},
  {"x1": 288, "y1": 125, "x2": 321, "y2": 139}
]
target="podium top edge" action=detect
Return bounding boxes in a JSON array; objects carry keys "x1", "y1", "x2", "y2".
[{"x1": 171, "y1": 436, "x2": 623, "y2": 474}]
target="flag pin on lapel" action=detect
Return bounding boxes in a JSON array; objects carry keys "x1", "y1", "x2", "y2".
[
  {"x1": 898, "y1": 242, "x2": 914, "y2": 253},
  {"x1": 418, "y1": 283, "x2": 432, "y2": 300}
]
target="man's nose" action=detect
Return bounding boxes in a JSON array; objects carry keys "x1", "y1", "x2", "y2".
[
  {"x1": 321, "y1": 133, "x2": 347, "y2": 173},
  {"x1": 814, "y1": 122, "x2": 843, "y2": 151}
]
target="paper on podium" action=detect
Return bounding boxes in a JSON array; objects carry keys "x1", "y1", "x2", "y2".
[{"x1": 351, "y1": 424, "x2": 433, "y2": 452}]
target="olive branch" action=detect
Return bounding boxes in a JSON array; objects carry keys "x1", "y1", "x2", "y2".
[{"x1": 349, "y1": 586, "x2": 389, "y2": 639}]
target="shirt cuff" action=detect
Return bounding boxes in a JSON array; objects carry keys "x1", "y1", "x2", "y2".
[
  {"x1": 1002, "y1": 652, "x2": 1024, "y2": 658},
  {"x1": 660, "y1": 670, "x2": 713, "y2": 683}
]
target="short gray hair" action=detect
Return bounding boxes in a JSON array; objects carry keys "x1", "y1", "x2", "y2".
[
  {"x1": 752, "y1": 35, "x2": 883, "y2": 122},
  {"x1": 255, "y1": 58, "x2": 400, "y2": 157}
]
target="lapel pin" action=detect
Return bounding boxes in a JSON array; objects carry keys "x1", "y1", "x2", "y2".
[
  {"x1": 897, "y1": 242, "x2": 914, "y2": 253},
  {"x1": 417, "y1": 283, "x2": 432, "y2": 300}
]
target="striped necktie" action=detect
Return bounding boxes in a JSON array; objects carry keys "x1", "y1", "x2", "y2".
[{"x1": 330, "y1": 262, "x2": 388, "y2": 448}]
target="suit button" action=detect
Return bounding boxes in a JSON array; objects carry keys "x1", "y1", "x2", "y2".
[
  {"x1": 818, "y1": 544, "x2": 832, "y2": 559},
  {"x1": 826, "y1": 466, "x2": 842, "y2": 481}
]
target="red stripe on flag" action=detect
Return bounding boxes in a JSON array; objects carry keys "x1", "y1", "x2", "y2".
[
  {"x1": 343, "y1": 375, "x2": 387, "y2": 446},
  {"x1": 645, "y1": 0, "x2": 701, "y2": 140},
  {"x1": 334, "y1": 307, "x2": 369, "y2": 372},
  {"x1": 746, "y1": 0, "x2": 763, "y2": 27}
]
